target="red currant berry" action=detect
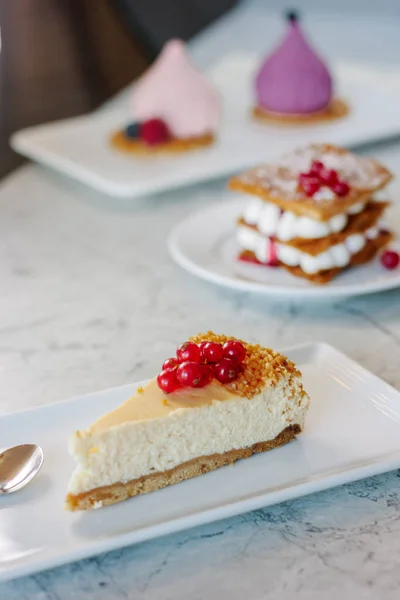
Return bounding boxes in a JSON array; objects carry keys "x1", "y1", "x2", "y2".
[
  {"x1": 200, "y1": 341, "x2": 223, "y2": 364},
  {"x1": 176, "y1": 361, "x2": 204, "y2": 387},
  {"x1": 332, "y1": 180, "x2": 350, "y2": 197},
  {"x1": 162, "y1": 357, "x2": 178, "y2": 370},
  {"x1": 223, "y1": 340, "x2": 246, "y2": 364},
  {"x1": 309, "y1": 160, "x2": 324, "y2": 176},
  {"x1": 381, "y1": 250, "x2": 400, "y2": 270},
  {"x1": 319, "y1": 168, "x2": 338, "y2": 186},
  {"x1": 298, "y1": 172, "x2": 310, "y2": 185},
  {"x1": 198, "y1": 364, "x2": 213, "y2": 387},
  {"x1": 198, "y1": 341, "x2": 208, "y2": 356},
  {"x1": 214, "y1": 358, "x2": 238, "y2": 384},
  {"x1": 140, "y1": 118, "x2": 171, "y2": 146},
  {"x1": 300, "y1": 176, "x2": 321, "y2": 197},
  {"x1": 157, "y1": 369, "x2": 179, "y2": 393},
  {"x1": 176, "y1": 342, "x2": 201, "y2": 363}
]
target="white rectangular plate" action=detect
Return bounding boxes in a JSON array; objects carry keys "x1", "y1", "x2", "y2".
[
  {"x1": 10, "y1": 55, "x2": 400, "y2": 197},
  {"x1": 2, "y1": 342, "x2": 400, "y2": 582}
]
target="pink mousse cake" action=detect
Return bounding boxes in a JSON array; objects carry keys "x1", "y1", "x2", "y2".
[
  {"x1": 111, "y1": 39, "x2": 221, "y2": 154},
  {"x1": 253, "y1": 11, "x2": 348, "y2": 123}
]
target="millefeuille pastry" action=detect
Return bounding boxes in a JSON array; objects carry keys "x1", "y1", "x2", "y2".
[
  {"x1": 111, "y1": 39, "x2": 221, "y2": 154},
  {"x1": 230, "y1": 144, "x2": 396, "y2": 284},
  {"x1": 66, "y1": 333, "x2": 310, "y2": 510},
  {"x1": 253, "y1": 11, "x2": 348, "y2": 125}
]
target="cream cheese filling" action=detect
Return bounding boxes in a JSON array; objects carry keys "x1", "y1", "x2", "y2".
[{"x1": 68, "y1": 375, "x2": 309, "y2": 495}]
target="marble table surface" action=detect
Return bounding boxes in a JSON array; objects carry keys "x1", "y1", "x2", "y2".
[
  {"x1": 0, "y1": 144, "x2": 400, "y2": 599},
  {"x1": 3, "y1": 3, "x2": 400, "y2": 597}
]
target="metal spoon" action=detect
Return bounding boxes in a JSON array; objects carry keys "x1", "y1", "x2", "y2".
[{"x1": 0, "y1": 444, "x2": 44, "y2": 494}]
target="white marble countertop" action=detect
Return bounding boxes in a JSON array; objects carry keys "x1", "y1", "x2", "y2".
[{"x1": 2, "y1": 2, "x2": 400, "y2": 598}]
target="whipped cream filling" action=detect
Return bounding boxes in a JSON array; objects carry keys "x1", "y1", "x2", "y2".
[
  {"x1": 237, "y1": 225, "x2": 380, "y2": 274},
  {"x1": 242, "y1": 197, "x2": 366, "y2": 241}
]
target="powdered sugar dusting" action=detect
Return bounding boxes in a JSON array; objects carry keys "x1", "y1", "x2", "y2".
[
  {"x1": 281, "y1": 146, "x2": 385, "y2": 189},
  {"x1": 236, "y1": 145, "x2": 391, "y2": 204}
]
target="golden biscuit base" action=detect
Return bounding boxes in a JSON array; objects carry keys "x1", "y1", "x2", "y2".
[
  {"x1": 239, "y1": 231, "x2": 393, "y2": 285},
  {"x1": 110, "y1": 130, "x2": 215, "y2": 155},
  {"x1": 238, "y1": 200, "x2": 389, "y2": 257},
  {"x1": 65, "y1": 424, "x2": 301, "y2": 511},
  {"x1": 229, "y1": 144, "x2": 393, "y2": 221},
  {"x1": 252, "y1": 97, "x2": 349, "y2": 126}
]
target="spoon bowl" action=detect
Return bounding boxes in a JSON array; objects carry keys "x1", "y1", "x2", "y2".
[{"x1": 0, "y1": 444, "x2": 44, "y2": 494}]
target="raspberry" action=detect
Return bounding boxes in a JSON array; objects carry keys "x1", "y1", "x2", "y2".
[{"x1": 140, "y1": 118, "x2": 171, "y2": 145}]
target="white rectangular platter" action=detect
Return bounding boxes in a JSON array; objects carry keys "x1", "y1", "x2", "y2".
[
  {"x1": 10, "y1": 55, "x2": 400, "y2": 198},
  {"x1": 1, "y1": 341, "x2": 400, "y2": 582}
]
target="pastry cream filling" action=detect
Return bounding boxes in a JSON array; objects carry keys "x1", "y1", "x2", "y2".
[
  {"x1": 242, "y1": 196, "x2": 366, "y2": 241},
  {"x1": 68, "y1": 374, "x2": 309, "y2": 495},
  {"x1": 237, "y1": 225, "x2": 379, "y2": 274}
]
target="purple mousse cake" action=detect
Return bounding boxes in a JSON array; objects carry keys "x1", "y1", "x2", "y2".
[{"x1": 253, "y1": 10, "x2": 348, "y2": 124}]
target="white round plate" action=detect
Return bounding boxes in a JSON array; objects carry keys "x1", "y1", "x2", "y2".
[{"x1": 168, "y1": 199, "x2": 400, "y2": 300}]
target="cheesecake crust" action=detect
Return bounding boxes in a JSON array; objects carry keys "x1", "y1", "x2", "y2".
[
  {"x1": 110, "y1": 130, "x2": 214, "y2": 155},
  {"x1": 66, "y1": 424, "x2": 301, "y2": 511},
  {"x1": 252, "y1": 97, "x2": 349, "y2": 126}
]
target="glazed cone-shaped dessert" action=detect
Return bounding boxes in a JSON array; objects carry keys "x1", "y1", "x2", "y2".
[
  {"x1": 255, "y1": 11, "x2": 333, "y2": 115},
  {"x1": 132, "y1": 39, "x2": 221, "y2": 139}
]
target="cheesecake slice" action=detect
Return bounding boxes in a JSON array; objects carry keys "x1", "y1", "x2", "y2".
[{"x1": 66, "y1": 333, "x2": 310, "y2": 511}]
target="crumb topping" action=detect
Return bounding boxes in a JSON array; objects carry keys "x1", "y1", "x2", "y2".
[{"x1": 189, "y1": 331, "x2": 301, "y2": 399}]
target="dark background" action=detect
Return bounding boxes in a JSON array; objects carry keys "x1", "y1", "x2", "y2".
[{"x1": 0, "y1": 0, "x2": 236, "y2": 178}]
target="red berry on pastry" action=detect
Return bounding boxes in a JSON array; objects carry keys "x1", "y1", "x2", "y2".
[
  {"x1": 176, "y1": 342, "x2": 201, "y2": 363},
  {"x1": 157, "y1": 369, "x2": 179, "y2": 393},
  {"x1": 332, "y1": 180, "x2": 350, "y2": 197},
  {"x1": 309, "y1": 160, "x2": 324, "y2": 176},
  {"x1": 299, "y1": 175, "x2": 321, "y2": 197},
  {"x1": 162, "y1": 357, "x2": 179, "y2": 370},
  {"x1": 381, "y1": 250, "x2": 399, "y2": 270},
  {"x1": 222, "y1": 340, "x2": 246, "y2": 364},
  {"x1": 214, "y1": 358, "x2": 239, "y2": 383},
  {"x1": 200, "y1": 341, "x2": 224, "y2": 364},
  {"x1": 140, "y1": 118, "x2": 171, "y2": 145},
  {"x1": 319, "y1": 167, "x2": 338, "y2": 186},
  {"x1": 176, "y1": 361, "x2": 204, "y2": 387}
]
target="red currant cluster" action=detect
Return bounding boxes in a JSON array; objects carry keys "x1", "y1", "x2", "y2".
[
  {"x1": 299, "y1": 160, "x2": 350, "y2": 198},
  {"x1": 157, "y1": 340, "x2": 247, "y2": 394},
  {"x1": 125, "y1": 118, "x2": 171, "y2": 146}
]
